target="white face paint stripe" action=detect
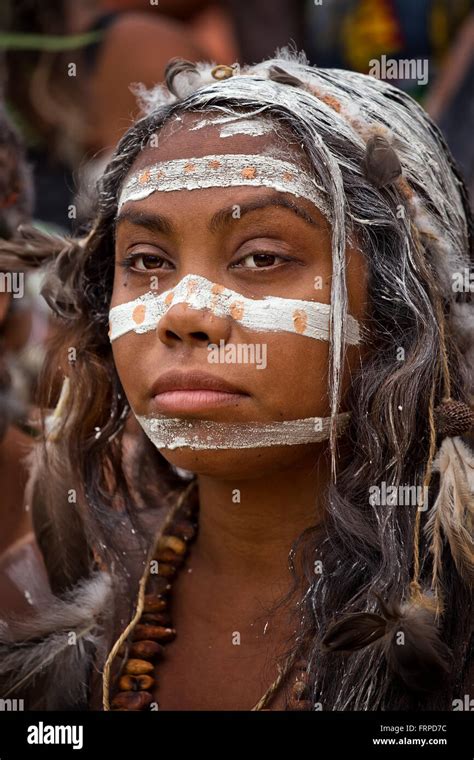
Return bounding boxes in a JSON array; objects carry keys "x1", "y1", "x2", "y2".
[
  {"x1": 108, "y1": 274, "x2": 361, "y2": 346},
  {"x1": 135, "y1": 411, "x2": 350, "y2": 450},
  {"x1": 189, "y1": 116, "x2": 274, "y2": 138},
  {"x1": 219, "y1": 119, "x2": 274, "y2": 138},
  {"x1": 117, "y1": 154, "x2": 330, "y2": 218}
]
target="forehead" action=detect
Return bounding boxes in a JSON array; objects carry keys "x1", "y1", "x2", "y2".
[{"x1": 126, "y1": 110, "x2": 308, "y2": 175}]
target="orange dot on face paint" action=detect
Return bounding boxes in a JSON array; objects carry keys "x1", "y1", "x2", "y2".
[
  {"x1": 283, "y1": 171, "x2": 294, "y2": 182},
  {"x1": 138, "y1": 170, "x2": 151, "y2": 185},
  {"x1": 241, "y1": 166, "x2": 257, "y2": 179},
  {"x1": 184, "y1": 163, "x2": 196, "y2": 173},
  {"x1": 293, "y1": 309, "x2": 308, "y2": 334},
  {"x1": 164, "y1": 291, "x2": 174, "y2": 305},
  {"x1": 230, "y1": 301, "x2": 244, "y2": 320},
  {"x1": 211, "y1": 284, "x2": 225, "y2": 295},
  {"x1": 208, "y1": 160, "x2": 222, "y2": 169},
  {"x1": 132, "y1": 305, "x2": 146, "y2": 324}
]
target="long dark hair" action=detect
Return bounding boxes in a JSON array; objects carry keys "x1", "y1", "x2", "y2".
[{"x1": 0, "y1": 51, "x2": 472, "y2": 710}]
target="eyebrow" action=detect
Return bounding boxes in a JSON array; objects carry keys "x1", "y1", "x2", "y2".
[{"x1": 114, "y1": 195, "x2": 321, "y2": 237}]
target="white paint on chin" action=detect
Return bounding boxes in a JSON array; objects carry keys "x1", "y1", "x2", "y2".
[{"x1": 135, "y1": 411, "x2": 350, "y2": 450}]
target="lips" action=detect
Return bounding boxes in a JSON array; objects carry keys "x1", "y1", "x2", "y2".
[
  {"x1": 150, "y1": 370, "x2": 247, "y2": 396},
  {"x1": 150, "y1": 370, "x2": 249, "y2": 415}
]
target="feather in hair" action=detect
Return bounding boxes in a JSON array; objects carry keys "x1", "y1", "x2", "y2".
[
  {"x1": 425, "y1": 436, "x2": 474, "y2": 587},
  {"x1": 362, "y1": 135, "x2": 402, "y2": 189},
  {"x1": 26, "y1": 438, "x2": 91, "y2": 597},
  {"x1": 322, "y1": 592, "x2": 452, "y2": 692},
  {"x1": 0, "y1": 572, "x2": 113, "y2": 710}
]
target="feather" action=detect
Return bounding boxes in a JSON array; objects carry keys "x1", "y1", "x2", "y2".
[
  {"x1": 321, "y1": 612, "x2": 387, "y2": 651},
  {"x1": 164, "y1": 58, "x2": 199, "y2": 98},
  {"x1": 267, "y1": 65, "x2": 303, "y2": 88},
  {"x1": 0, "y1": 572, "x2": 113, "y2": 710},
  {"x1": 26, "y1": 440, "x2": 91, "y2": 596},
  {"x1": 0, "y1": 224, "x2": 81, "y2": 271},
  {"x1": 362, "y1": 135, "x2": 402, "y2": 188},
  {"x1": 425, "y1": 436, "x2": 474, "y2": 586},
  {"x1": 383, "y1": 598, "x2": 452, "y2": 693},
  {"x1": 321, "y1": 592, "x2": 452, "y2": 693}
]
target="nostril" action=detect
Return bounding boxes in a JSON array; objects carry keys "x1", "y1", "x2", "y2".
[
  {"x1": 164, "y1": 329, "x2": 180, "y2": 341},
  {"x1": 190, "y1": 331, "x2": 210, "y2": 342}
]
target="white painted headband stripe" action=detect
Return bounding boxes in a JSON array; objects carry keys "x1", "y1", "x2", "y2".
[
  {"x1": 117, "y1": 154, "x2": 330, "y2": 218},
  {"x1": 108, "y1": 274, "x2": 361, "y2": 346},
  {"x1": 136, "y1": 411, "x2": 351, "y2": 450}
]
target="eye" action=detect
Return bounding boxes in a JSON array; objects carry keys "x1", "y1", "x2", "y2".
[
  {"x1": 233, "y1": 252, "x2": 289, "y2": 269},
  {"x1": 121, "y1": 253, "x2": 173, "y2": 272}
]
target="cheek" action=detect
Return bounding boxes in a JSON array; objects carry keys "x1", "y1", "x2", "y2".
[
  {"x1": 250, "y1": 331, "x2": 330, "y2": 415},
  {"x1": 111, "y1": 336, "x2": 148, "y2": 408},
  {"x1": 253, "y1": 330, "x2": 362, "y2": 417}
]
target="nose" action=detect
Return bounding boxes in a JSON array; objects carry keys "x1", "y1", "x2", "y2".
[{"x1": 157, "y1": 302, "x2": 232, "y2": 348}]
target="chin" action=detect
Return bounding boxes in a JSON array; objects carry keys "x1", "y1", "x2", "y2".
[{"x1": 158, "y1": 443, "x2": 319, "y2": 480}]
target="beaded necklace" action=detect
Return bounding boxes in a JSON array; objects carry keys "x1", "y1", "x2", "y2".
[{"x1": 102, "y1": 480, "x2": 311, "y2": 711}]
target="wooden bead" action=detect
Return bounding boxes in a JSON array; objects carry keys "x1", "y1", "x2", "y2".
[
  {"x1": 157, "y1": 535, "x2": 187, "y2": 556},
  {"x1": 129, "y1": 640, "x2": 164, "y2": 660},
  {"x1": 157, "y1": 562, "x2": 177, "y2": 578},
  {"x1": 133, "y1": 624, "x2": 176, "y2": 642},
  {"x1": 124, "y1": 658, "x2": 155, "y2": 675},
  {"x1": 155, "y1": 547, "x2": 184, "y2": 565},
  {"x1": 111, "y1": 691, "x2": 153, "y2": 710},
  {"x1": 141, "y1": 612, "x2": 171, "y2": 626},
  {"x1": 149, "y1": 577, "x2": 172, "y2": 594},
  {"x1": 435, "y1": 398, "x2": 474, "y2": 437},
  {"x1": 119, "y1": 674, "x2": 155, "y2": 692},
  {"x1": 143, "y1": 595, "x2": 167, "y2": 613},
  {"x1": 169, "y1": 519, "x2": 196, "y2": 541}
]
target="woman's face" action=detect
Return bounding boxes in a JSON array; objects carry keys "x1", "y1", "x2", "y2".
[{"x1": 110, "y1": 113, "x2": 368, "y2": 478}]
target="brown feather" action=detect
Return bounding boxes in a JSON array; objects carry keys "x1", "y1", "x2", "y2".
[
  {"x1": 164, "y1": 58, "x2": 198, "y2": 97},
  {"x1": 267, "y1": 65, "x2": 303, "y2": 88},
  {"x1": 321, "y1": 612, "x2": 387, "y2": 651},
  {"x1": 425, "y1": 437, "x2": 474, "y2": 586},
  {"x1": 322, "y1": 592, "x2": 452, "y2": 692},
  {"x1": 362, "y1": 135, "x2": 402, "y2": 188},
  {"x1": 383, "y1": 599, "x2": 452, "y2": 692}
]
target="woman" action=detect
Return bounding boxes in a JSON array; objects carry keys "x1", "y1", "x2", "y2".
[{"x1": 0, "y1": 51, "x2": 472, "y2": 711}]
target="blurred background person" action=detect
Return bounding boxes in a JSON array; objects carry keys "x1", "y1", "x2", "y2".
[
  {"x1": 0, "y1": 0, "x2": 216, "y2": 229},
  {"x1": 0, "y1": 104, "x2": 52, "y2": 616}
]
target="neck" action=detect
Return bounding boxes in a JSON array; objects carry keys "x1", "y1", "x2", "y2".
[{"x1": 192, "y1": 446, "x2": 330, "y2": 593}]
